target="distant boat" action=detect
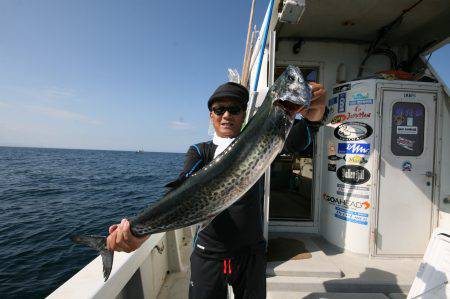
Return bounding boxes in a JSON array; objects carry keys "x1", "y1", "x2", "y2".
[{"x1": 136, "y1": 149, "x2": 144, "y2": 153}]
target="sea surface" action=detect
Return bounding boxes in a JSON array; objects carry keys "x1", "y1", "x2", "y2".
[{"x1": 0, "y1": 147, "x2": 184, "y2": 298}]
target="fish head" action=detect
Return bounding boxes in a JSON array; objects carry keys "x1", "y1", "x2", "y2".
[{"x1": 270, "y1": 65, "x2": 312, "y2": 117}]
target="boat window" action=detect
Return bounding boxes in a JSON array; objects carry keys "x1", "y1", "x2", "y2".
[{"x1": 391, "y1": 102, "x2": 425, "y2": 156}]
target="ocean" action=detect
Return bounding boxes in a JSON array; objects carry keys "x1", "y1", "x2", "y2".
[{"x1": 0, "y1": 147, "x2": 184, "y2": 298}]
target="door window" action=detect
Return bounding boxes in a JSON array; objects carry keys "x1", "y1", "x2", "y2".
[{"x1": 391, "y1": 102, "x2": 425, "y2": 156}]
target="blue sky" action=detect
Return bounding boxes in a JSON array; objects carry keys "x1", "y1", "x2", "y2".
[
  {"x1": 0, "y1": 0, "x2": 266, "y2": 153},
  {"x1": 0, "y1": 1, "x2": 448, "y2": 153}
]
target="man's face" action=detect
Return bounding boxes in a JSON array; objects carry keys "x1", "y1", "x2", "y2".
[{"x1": 210, "y1": 98, "x2": 245, "y2": 138}]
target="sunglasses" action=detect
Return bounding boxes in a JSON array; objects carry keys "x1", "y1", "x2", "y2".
[{"x1": 211, "y1": 105, "x2": 243, "y2": 116}]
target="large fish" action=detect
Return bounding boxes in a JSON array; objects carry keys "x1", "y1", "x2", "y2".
[{"x1": 71, "y1": 65, "x2": 312, "y2": 280}]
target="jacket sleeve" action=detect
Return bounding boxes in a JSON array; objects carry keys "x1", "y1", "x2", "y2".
[
  {"x1": 283, "y1": 119, "x2": 312, "y2": 154},
  {"x1": 165, "y1": 145, "x2": 204, "y2": 189}
]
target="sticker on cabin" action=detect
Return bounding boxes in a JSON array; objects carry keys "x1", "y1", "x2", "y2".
[
  {"x1": 338, "y1": 143, "x2": 370, "y2": 155},
  {"x1": 349, "y1": 99, "x2": 374, "y2": 106},
  {"x1": 334, "y1": 122, "x2": 373, "y2": 141},
  {"x1": 328, "y1": 154, "x2": 345, "y2": 161},
  {"x1": 336, "y1": 165, "x2": 371, "y2": 185},
  {"x1": 397, "y1": 136, "x2": 415, "y2": 151},
  {"x1": 338, "y1": 94, "x2": 346, "y2": 113},
  {"x1": 337, "y1": 183, "x2": 370, "y2": 191},
  {"x1": 334, "y1": 207, "x2": 368, "y2": 225},
  {"x1": 336, "y1": 190, "x2": 370, "y2": 199},
  {"x1": 345, "y1": 155, "x2": 368, "y2": 165},
  {"x1": 323, "y1": 193, "x2": 371, "y2": 211},
  {"x1": 328, "y1": 97, "x2": 337, "y2": 106},
  {"x1": 394, "y1": 114, "x2": 405, "y2": 125},
  {"x1": 346, "y1": 111, "x2": 371, "y2": 120},
  {"x1": 397, "y1": 126, "x2": 418, "y2": 135},
  {"x1": 331, "y1": 114, "x2": 347, "y2": 124},
  {"x1": 402, "y1": 161, "x2": 412, "y2": 172},
  {"x1": 328, "y1": 142, "x2": 337, "y2": 156},
  {"x1": 333, "y1": 84, "x2": 351, "y2": 94},
  {"x1": 337, "y1": 186, "x2": 370, "y2": 197}
]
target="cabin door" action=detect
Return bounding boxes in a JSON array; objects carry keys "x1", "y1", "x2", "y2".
[{"x1": 376, "y1": 89, "x2": 436, "y2": 256}]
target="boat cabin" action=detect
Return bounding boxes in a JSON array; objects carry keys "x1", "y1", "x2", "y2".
[{"x1": 247, "y1": 0, "x2": 450, "y2": 257}]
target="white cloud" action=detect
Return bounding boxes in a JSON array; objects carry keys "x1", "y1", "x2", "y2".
[{"x1": 169, "y1": 120, "x2": 194, "y2": 130}]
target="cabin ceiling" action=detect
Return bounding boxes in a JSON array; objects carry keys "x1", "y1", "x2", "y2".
[{"x1": 277, "y1": 0, "x2": 450, "y2": 47}]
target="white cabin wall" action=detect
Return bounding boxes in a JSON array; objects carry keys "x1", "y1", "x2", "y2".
[{"x1": 438, "y1": 93, "x2": 450, "y2": 229}]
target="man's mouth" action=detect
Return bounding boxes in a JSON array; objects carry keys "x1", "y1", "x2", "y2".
[{"x1": 221, "y1": 122, "x2": 234, "y2": 128}]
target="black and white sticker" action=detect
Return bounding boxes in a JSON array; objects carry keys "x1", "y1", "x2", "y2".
[
  {"x1": 337, "y1": 165, "x2": 371, "y2": 185},
  {"x1": 334, "y1": 122, "x2": 373, "y2": 141}
]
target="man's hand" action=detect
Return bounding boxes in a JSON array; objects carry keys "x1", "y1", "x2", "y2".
[
  {"x1": 106, "y1": 219, "x2": 149, "y2": 253},
  {"x1": 299, "y1": 82, "x2": 326, "y2": 122}
]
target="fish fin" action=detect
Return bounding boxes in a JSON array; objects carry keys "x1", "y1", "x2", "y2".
[{"x1": 70, "y1": 235, "x2": 114, "y2": 281}]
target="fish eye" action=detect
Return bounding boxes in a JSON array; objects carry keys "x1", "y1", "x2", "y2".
[{"x1": 287, "y1": 74, "x2": 296, "y2": 81}]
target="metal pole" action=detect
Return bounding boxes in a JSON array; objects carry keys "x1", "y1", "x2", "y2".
[{"x1": 241, "y1": 0, "x2": 256, "y2": 88}]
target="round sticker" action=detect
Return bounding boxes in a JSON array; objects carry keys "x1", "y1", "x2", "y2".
[
  {"x1": 337, "y1": 165, "x2": 371, "y2": 185},
  {"x1": 334, "y1": 122, "x2": 373, "y2": 141}
]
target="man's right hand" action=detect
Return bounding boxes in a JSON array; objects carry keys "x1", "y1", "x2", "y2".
[{"x1": 106, "y1": 219, "x2": 149, "y2": 253}]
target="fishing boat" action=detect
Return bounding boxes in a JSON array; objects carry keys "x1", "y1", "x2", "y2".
[{"x1": 48, "y1": 0, "x2": 450, "y2": 298}]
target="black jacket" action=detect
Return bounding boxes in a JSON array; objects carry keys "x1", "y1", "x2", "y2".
[{"x1": 166, "y1": 119, "x2": 312, "y2": 258}]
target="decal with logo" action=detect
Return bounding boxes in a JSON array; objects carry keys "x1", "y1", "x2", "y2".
[
  {"x1": 349, "y1": 99, "x2": 374, "y2": 106},
  {"x1": 345, "y1": 111, "x2": 371, "y2": 120},
  {"x1": 330, "y1": 114, "x2": 348, "y2": 124},
  {"x1": 402, "y1": 161, "x2": 412, "y2": 172},
  {"x1": 334, "y1": 122, "x2": 373, "y2": 141},
  {"x1": 393, "y1": 106, "x2": 423, "y2": 118},
  {"x1": 336, "y1": 165, "x2": 371, "y2": 185},
  {"x1": 337, "y1": 183, "x2": 370, "y2": 191},
  {"x1": 352, "y1": 105, "x2": 363, "y2": 112},
  {"x1": 345, "y1": 155, "x2": 368, "y2": 165},
  {"x1": 338, "y1": 93, "x2": 346, "y2": 113},
  {"x1": 328, "y1": 154, "x2": 345, "y2": 161},
  {"x1": 352, "y1": 92, "x2": 370, "y2": 100},
  {"x1": 328, "y1": 163, "x2": 337, "y2": 172},
  {"x1": 397, "y1": 136, "x2": 414, "y2": 151},
  {"x1": 328, "y1": 142, "x2": 337, "y2": 156},
  {"x1": 397, "y1": 126, "x2": 418, "y2": 135},
  {"x1": 328, "y1": 97, "x2": 337, "y2": 106},
  {"x1": 323, "y1": 193, "x2": 371, "y2": 211},
  {"x1": 335, "y1": 207, "x2": 368, "y2": 225},
  {"x1": 333, "y1": 84, "x2": 351, "y2": 94},
  {"x1": 338, "y1": 143, "x2": 370, "y2": 155},
  {"x1": 336, "y1": 190, "x2": 370, "y2": 199},
  {"x1": 394, "y1": 114, "x2": 405, "y2": 125}
]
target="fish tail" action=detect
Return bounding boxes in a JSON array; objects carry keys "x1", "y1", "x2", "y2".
[{"x1": 70, "y1": 235, "x2": 114, "y2": 281}]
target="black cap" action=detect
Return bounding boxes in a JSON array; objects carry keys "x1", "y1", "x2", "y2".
[{"x1": 208, "y1": 82, "x2": 249, "y2": 111}]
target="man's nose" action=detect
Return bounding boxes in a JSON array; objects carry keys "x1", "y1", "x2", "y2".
[{"x1": 222, "y1": 111, "x2": 233, "y2": 119}]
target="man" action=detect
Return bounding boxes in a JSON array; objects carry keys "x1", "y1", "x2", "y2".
[{"x1": 107, "y1": 80, "x2": 326, "y2": 298}]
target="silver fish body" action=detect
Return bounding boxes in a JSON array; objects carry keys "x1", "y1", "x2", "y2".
[
  {"x1": 71, "y1": 65, "x2": 311, "y2": 280},
  {"x1": 131, "y1": 65, "x2": 311, "y2": 235}
]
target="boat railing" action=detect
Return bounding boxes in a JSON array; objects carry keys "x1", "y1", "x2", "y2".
[{"x1": 48, "y1": 227, "x2": 194, "y2": 299}]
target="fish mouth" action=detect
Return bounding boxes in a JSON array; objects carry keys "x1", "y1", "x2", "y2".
[{"x1": 274, "y1": 99, "x2": 303, "y2": 117}]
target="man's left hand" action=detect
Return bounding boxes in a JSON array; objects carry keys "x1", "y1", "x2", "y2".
[{"x1": 299, "y1": 82, "x2": 326, "y2": 122}]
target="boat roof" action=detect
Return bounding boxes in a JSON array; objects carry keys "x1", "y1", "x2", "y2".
[{"x1": 277, "y1": 0, "x2": 450, "y2": 47}]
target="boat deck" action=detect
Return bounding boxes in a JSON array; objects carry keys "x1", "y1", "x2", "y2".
[{"x1": 157, "y1": 233, "x2": 421, "y2": 299}]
